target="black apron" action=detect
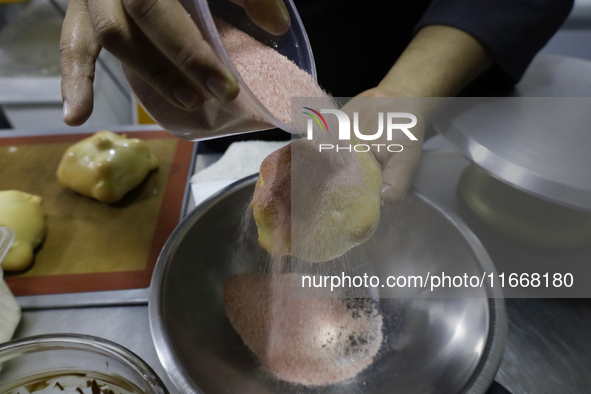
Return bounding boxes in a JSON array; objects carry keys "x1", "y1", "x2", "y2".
[{"x1": 295, "y1": 0, "x2": 431, "y2": 96}]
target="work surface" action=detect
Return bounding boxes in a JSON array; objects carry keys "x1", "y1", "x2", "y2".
[{"x1": 10, "y1": 133, "x2": 591, "y2": 394}]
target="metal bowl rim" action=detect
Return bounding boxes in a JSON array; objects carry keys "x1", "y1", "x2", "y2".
[{"x1": 149, "y1": 174, "x2": 507, "y2": 394}]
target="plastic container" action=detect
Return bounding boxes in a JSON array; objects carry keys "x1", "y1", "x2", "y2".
[
  {"x1": 124, "y1": 0, "x2": 316, "y2": 141},
  {"x1": 0, "y1": 226, "x2": 15, "y2": 278},
  {"x1": 0, "y1": 334, "x2": 169, "y2": 394}
]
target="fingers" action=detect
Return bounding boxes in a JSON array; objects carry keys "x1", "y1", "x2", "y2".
[
  {"x1": 60, "y1": 0, "x2": 102, "y2": 126},
  {"x1": 121, "y1": 0, "x2": 238, "y2": 102},
  {"x1": 231, "y1": 0, "x2": 291, "y2": 35},
  {"x1": 63, "y1": 0, "x2": 286, "y2": 127},
  {"x1": 378, "y1": 128, "x2": 424, "y2": 205},
  {"x1": 380, "y1": 148, "x2": 422, "y2": 204},
  {"x1": 347, "y1": 91, "x2": 428, "y2": 205},
  {"x1": 87, "y1": 0, "x2": 206, "y2": 110}
]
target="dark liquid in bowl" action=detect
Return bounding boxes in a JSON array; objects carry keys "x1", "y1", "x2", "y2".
[{"x1": 0, "y1": 371, "x2": 144, "y2": 394}]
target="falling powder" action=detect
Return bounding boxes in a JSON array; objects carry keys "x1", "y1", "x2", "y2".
[
  {"x1": 217, "y1": 19, "x2": 384, "y2": 388},
  {"x1": 223, "y1": 273, "x2": 383, "y2": 386}
]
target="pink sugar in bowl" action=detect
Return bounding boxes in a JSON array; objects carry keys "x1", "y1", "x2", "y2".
[{"x1": 124, "y1": 0, "x2": 317, "y2": 141}]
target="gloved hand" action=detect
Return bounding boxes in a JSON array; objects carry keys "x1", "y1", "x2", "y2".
[
  {"x1": 341, "y1": 88, "x2": 426, "y2": 205},
  {"x1": 60, "y1": 0, "x2": 291, "y2": 126},
  {"x1": 340, "y1": 25, "x2": 492, "y2": 204}
]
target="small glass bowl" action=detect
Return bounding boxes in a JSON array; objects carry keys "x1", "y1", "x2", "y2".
[{"x1": 0, "y1": 334, "x2": 168, "y2": 394}]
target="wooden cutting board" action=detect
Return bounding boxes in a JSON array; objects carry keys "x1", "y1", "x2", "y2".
[{"x1": 0, "y1": 130, "x2": 193, "y2": 296}]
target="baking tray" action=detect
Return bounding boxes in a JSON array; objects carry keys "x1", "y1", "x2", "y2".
[{"x1": 0, "y1": 126, "x2": 195, "y2": 308}]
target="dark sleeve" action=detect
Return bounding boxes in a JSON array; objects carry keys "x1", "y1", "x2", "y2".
[{"x1": 415, "y1": 0, "x2": 574, "y2": 82}]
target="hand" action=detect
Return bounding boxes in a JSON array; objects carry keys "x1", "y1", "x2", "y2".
[
  {"x1": 60, "y1": 0, "x2": 291, "y2": 126},
  {"x1": 342, "y1": 87, "x2": 426, "y2": 205},
  {"x1": 344, "y1": 26, "x2": 492, "y2": 204}
]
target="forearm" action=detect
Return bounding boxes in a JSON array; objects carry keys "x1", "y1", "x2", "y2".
[{"x1": 378, "y1": 25, "x2": 492, "y2": 99}]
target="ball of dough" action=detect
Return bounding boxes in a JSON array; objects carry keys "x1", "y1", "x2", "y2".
[
  {"x1": 252, "y1": 139, "x2": 382, "y2": 262},
  {"x1": 0, "y1": 190, "x2": 46, "y2": 271},
  {"x1": 459, "y1": 164, "x2": 591, "y2": 249},
  {"x1": 57, "y1": 131, "x2": 159, "y2": 203}
]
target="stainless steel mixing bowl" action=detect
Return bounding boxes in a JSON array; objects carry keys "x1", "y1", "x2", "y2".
[{"x1": 150, "y1": 175, "x2": 506, "y2": 394}]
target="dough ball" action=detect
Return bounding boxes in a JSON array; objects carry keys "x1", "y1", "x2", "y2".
[
  {"x1": 0, "y1": 190, "x2": 46, "y2": 271},
  {"x1": 459, "y1": 164, "x2": 591, "y2": 248},
  {"x1": 252, "y1": 139, "x2": 382, "y2": 262},
  {"x1": 57, "y1": 131, "x2": 159, "y2": 203}
]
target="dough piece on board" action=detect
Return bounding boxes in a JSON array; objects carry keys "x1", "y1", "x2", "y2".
[
  {"x1": 0, "y1": 190, "x2": 46, "y2": 271},
  {"x1": 252, "y1": 139, "x2": 382, "y2": 262},
  {"x1": 57, "y1": 131, "x2": 159, "y2": 203}
]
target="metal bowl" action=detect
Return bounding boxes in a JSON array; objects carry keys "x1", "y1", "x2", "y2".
[{"x1": 150, "y1": 175, "x2": 506, "y2": 394}]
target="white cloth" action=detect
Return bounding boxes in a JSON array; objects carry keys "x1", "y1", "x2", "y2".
[{"x1": 190, "y1": 140, "x2": 288, "y2": 206}]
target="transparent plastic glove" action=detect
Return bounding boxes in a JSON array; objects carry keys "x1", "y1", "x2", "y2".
[
  {"x1": 341, "y1": 88, "x2": 427, "y2": 204},
  {"x1": 0, "y1": 227, "x2": 21, "y2": 345},
  {"x1": 0, "y1": 280, "x2": 20, "y2": 344}
]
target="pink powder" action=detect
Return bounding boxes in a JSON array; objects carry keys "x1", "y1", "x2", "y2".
[
  {"x1": 216, "y1": 19, "x2": 330, "y2": 124},
  {"x1": 219, "y1": 20, "x2": 385, "y2": 387},
  {"x1": 125, "y1": 20, "x2": 337, "y2": 140},
  {"x1": 223, "y1": 272, "x2": 383, "y2": 386}
]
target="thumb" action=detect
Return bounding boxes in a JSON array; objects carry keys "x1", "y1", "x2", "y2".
[
  {"x1": 60, "y1": 0, "x2": 101, "y2": 126},
  {"x1": 230, "y1": 0, "x2": 291, "y2": 35},
  {"x1": 380, "y1": 147, "x2": 422, "y2": 205}
]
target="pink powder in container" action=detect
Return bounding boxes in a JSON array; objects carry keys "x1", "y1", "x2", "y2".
[
  {"x1": 216, "y1": 19, "x2": 329, "y2": 125},
  {"x1": 125, "y1": 18, "x2": 333, "y2": 139}
]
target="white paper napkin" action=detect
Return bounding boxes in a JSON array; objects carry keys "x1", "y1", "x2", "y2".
[{"x1": 190, "y1": 140, "x2": 289, "y2": 206}]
